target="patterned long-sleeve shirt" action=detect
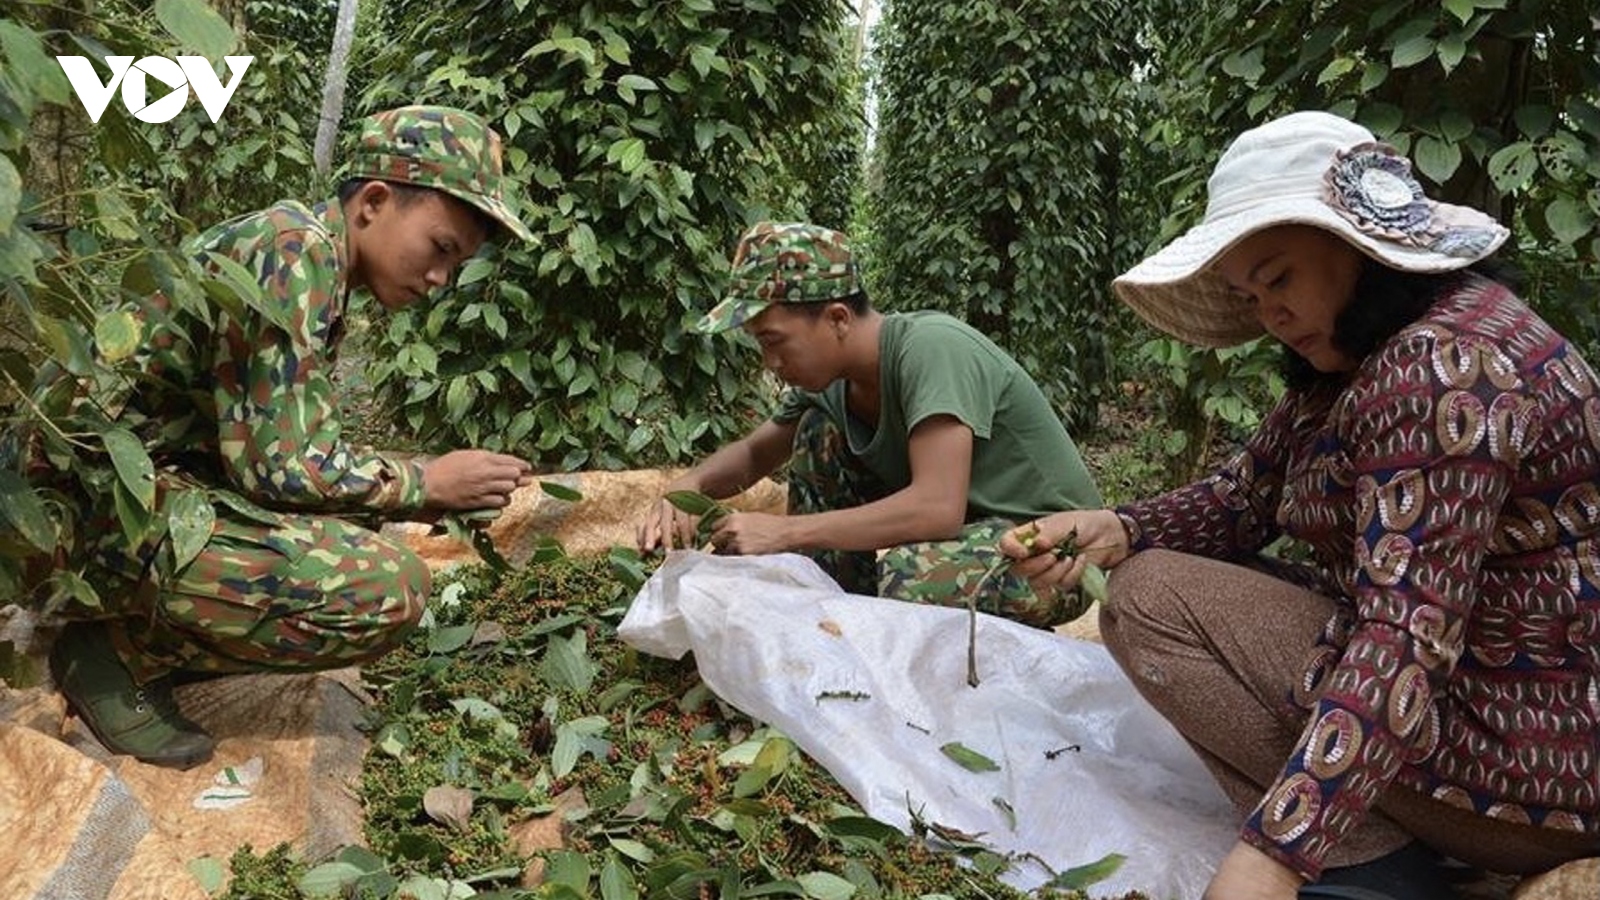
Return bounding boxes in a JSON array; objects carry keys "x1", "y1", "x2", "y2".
[
  {"x1": 118, "y1": 200, "x2": 426, "y2": 531},
  {"x1": 1118, "y1": 275, "x2": 1600, "y2": 879}
]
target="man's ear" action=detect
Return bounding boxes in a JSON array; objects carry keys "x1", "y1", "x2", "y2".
[
  {"x1": 346, "y1": 180, "x2": 394, "y2": 228},
  {"x1": 823, "y1": 301, "x2": 853, "y2": 330}
]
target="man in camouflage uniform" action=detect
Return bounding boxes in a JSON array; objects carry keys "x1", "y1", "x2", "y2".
[
  {"x1": 636, "y1": 221, "x2": 1102, "y2": 624},
  {"x1": 46, "y1": 106, "x2": 536, "y2": 768}
]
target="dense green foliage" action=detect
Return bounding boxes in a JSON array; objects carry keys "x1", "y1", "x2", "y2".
[
  {"x1": 1138, "y1": 0, "x2": 1600, "y2": 357},
  {"x1": 866, "y1": 0, "x2": 1172, "y2": 435},
  {"x1": 0, "y1": 0, "x2": 859, "y2": 609},
  {"x1": 353, "y1": 0, "x2": 864, "y2": 470},
  {"x1": 0, "y1": 0, "x2": 331, "y2": 613}
]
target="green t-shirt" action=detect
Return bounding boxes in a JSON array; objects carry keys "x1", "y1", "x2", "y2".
[{"x1": 774, "y1": 311, "x2": 1101, "y2": 520}]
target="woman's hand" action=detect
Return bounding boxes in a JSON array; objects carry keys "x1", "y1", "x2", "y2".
[
  {"x1": 997, "y1": 508, "x2": 1129, "y2": 595},
  {"x1": 1202, "y1": 841, "x2": 1304, "y2": 900}
]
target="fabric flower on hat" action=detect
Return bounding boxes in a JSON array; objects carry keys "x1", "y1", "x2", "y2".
[
  {"x1": 1324, "y1": 142, "x2": 1502, "y2": 261},
  {"x1": 1323, "y1": 143, "x2": 1434, "y2": 244}
]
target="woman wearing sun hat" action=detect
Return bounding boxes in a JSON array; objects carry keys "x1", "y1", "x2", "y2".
[{"x1": 1000, "y1": 110, "x2": 1600, "y2": 898}]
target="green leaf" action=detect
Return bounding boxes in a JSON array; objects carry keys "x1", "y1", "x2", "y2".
[
  {"x1": 0, "y1": 155, "x2": 19, "y2": 234},
  {"x1": 94, "y1": 310, "x2": 143, "y2": 362},
  {"x1": 450, "y1": 696, "x2": 507, "y2": 723},
  {"x1": 551, "y1": 716, "x2": 609, "y2": 778},
  {"x1": 1545, "y1": 196, "x2": 1595, "y2": 246},
  {"x1": 44, "y1": 570, "x2": 102, "y2": 616},
  {"x1": 540, "y1": 480, "x2": 584, "y2": 502},
  {"x1": 1438, "y1": 109, "x2": 1474, "y2": 143},
  {"x1": 0, "y1": 471, "x2": 54, "y2": 553},
  {"x1": 1315, "y1": 57, "x2": 1355, "y2": 86},
  {"x1": 664, "y1": 490, "x2": 720, "y2": 517},
  {"x1": 1080, "y1": 563, "x2": 1109, "y2": 604},
  {"x1": 0, "y1": 20, "x2": 71, "y2": 106},
  {"x1": 1487, "y1": 141, "x2": 1537, "y2": 192},
  {"x1": 457, "y1": 257, "x2": 495, "y2": 287},
  {"x1": 34, "y1": 314, "x2": 93, "y2": 375},
  {"x1": 1412, "y1": 136, "x2": 1461, "y2": 184},
  {"x1": 1567, "y1": 99, "x2": 1600, "y2": 140},
  {"x1": 102, "y1": 427, "x2": 155, "y2": 511},
  {"x1": 427, "y1": 623, "x2": 477, "y2": 654},
  {"x1": 939, "y1": 742, "x2": 1000, "y2": 772},
  {"x1": 797, "y1": 872, "x2": 857, "y2": 900},
  {"x1": 1390, "y1": 35, "x2": 1435, "y2": 69},
  {"x1": 374, "y1": 722, "x2": 411, "y2": 758},
  {"x1": 394, "y1": 877, "x2": 447, "y2": 900},
  {"x1": 96, "y1": 190, "x2": 140, "y2": 240},
  {"x1": 608, "y1": 137, "x2": 648, "y2": 173},
  {"x1": 732, "y1": 763, "x2": 773, "y2": 798},
  {"x1": 601, "y1": 854, "x2": 639, "y2": 900},
  {"x1": 154, "y1": 0, "x2": 238, "y2": 58},
  {"x1": 1442, "y1": 0, "x2": 1475, "y2": 23},
  {"x1": 1220, "y1": 46, "x2": 1264, "y2": 82},
  {"x1": 1359, "y1": 62, "x2": 1389, "y2": 93},
  {"x1": 542, "y1": 631, "x2": 599, "y2": 692},
  {"x1": 753, "y1": 735, "x2": 793, "y2": 776},
  {"x1": 1435, "y1": 33, "x2": 1467, "y2": 73},
  {"x1": 297, "y1": 861, "x2": 366, "y2": 898},
  {"x1": 689, "y1": 44, "x2": 718, "y2": 77},
  {"x1": 1515, "y1": 105, "x2": 1556, "y2": 140},
  {"x1": 166, "y1": 489, "x2": 215, "y2": 572},
  {"x1": 619, "y1": 74, "x2": 657, "y2": 93},
  {"x1": 0, "y1": 227, "x2": 45, "y2": 287},
  {"x1": 608, "y1": 838, "x2": 656, "y2": 863},
  {"x1": 1046, "y1": 853, "x2": 1126, "y2": 890},
  {"x1": 625, "y1": 425, "x2": 653, "y2": 455},
  {"x1": 187, "y1": 855, "x2": 227, "y2": 895}
]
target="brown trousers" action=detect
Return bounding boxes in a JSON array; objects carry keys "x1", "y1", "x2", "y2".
[{"x1": 1098, "y1": 549, "x2": 1599, "y2": 877}]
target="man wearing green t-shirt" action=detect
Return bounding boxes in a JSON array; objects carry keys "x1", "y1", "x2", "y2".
[{"x1": 636, "y1": 221, "x2": 1102, "y2": 626}]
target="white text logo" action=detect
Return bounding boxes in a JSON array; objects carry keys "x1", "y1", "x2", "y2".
[{"x1": 55, "y1": 56, "x2": 254, "y2": 124}]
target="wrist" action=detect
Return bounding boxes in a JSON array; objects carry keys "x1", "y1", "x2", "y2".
[{"x1": 783, "y1": 514, "x2": 814, "y2": 552}]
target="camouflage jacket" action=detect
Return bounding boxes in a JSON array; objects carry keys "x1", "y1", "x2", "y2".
[{"x1": 128, "y1": 199, "x2": 426, "y2": 516}]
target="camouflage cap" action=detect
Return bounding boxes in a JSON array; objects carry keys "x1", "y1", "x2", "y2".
[
  {"x1": 695, "y1": 221, "x2": 860, "y2": 333},
  {"x1": 346, "y1": 105, "x2": 534, "y2": 243}
]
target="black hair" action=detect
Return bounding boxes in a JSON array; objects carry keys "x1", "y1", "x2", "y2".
[
  {"x1": 1280, "y1": 257, "x2": 1520, "y2": 390},
  {"x1": 788, "y1": 290, "x2": 873, "y2": 319},
  {"x1": 335, "y1": 178, "x2": 498, "y2": 240}
]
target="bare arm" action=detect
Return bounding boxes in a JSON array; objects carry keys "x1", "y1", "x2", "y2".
[
  {"x1": 673, "y1": 418, "x2": 796, "y2": 498},
  {"x1": 713, "y1": 414, "x2": 973, "y2": 554},
  {"x1": 637, "y1": 418, "x2": 797, "y2": 551}
]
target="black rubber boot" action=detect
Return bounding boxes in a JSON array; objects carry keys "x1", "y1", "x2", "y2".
[{"x1": 1298, "y1": 842, "x2": 1461, "y2": 900}]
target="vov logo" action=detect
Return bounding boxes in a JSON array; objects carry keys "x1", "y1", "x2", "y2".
[{"x1": 55, "y1": 55, "x2": 254, "y2": 124}]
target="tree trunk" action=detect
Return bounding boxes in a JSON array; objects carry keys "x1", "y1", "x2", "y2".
[
  {"x1": 854, "y1": 0, "x2": 873, "y2": 67},
  {"x1": 314, "y1": 0, "x2": 361, "y2": 175}
]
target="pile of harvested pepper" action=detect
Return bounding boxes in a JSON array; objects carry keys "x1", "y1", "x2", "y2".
[{"x1": 221, "y1": 551, "x2": 1146, "y2": 900}]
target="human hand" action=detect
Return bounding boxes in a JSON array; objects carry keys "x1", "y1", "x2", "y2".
[
  {"x1": 707, "y1": 511, "x2": 793, "y2": 556},
  {"x1": 1202, "y1": 841, "x2": 1304, "y2": 900},
  {"x1": 637, "y1": 494, "x2": 704, "y2": 553},
  {"x1": 997, "y1": 508, "x2": 1128, "y2": 595},
  {"x1": 421, "y1": 450, "x2": 534, "y2": 511}
]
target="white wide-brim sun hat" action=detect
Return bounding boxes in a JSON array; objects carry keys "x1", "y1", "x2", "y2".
[{"x1": 1113, "y1": 110, "x2": 1510, "y2": 348}]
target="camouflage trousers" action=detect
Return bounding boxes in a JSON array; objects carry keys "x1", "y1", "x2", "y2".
[
  {"x1": 787, "y1": 410, "x2": 1088, "y2": 629},
  {"x1": 88, "y1": 493, "x2": 428, "y2": 685}
]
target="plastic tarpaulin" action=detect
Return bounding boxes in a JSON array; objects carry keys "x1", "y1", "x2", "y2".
[{"x1": 619, "y1": 551, "x2": 1236, "y2": 899}]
